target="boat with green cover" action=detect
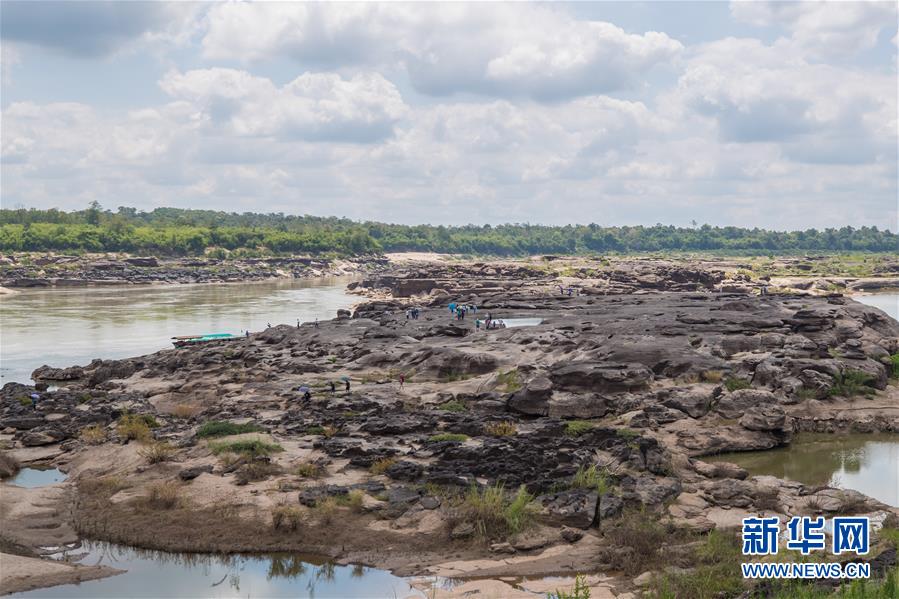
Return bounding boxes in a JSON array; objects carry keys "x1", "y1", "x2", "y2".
[{"x1": 171, "y1": 333, "x2": 237, "y2": 347}]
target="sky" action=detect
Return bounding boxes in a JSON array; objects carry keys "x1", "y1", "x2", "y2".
[{"x1": 1, "y1": 1, "x2": 897, "y2": 231}]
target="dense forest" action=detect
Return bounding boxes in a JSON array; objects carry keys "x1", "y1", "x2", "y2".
[{"x1": 0, "y1": 204, "x2": 896, "y2": 257}]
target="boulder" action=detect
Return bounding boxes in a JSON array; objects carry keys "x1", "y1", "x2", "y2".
[
  {"x1": 715, "y1": 389, "x2": 777, "y2": 419},
  {"x1": 691, "y1": 459, "x2": 748, "y2": 480},
  {"x1": 550, "y1": 362, "x2": 652, "y2": 393},
  {"x1": 548, "y1": 395, "x2": 609, "y2": 419},
  {"x1": 31, "y1": 365, "x2": 84, "y2": 381},
  {"x1": 536, "y1": 489, "x2": 598, "y2": 529},
  {"x1": 508, "y1": 377, "x2": 552, "y2": 416},
  {"x1": 20, "y1": 431, "x2": 57, "y2": 446},
  {"x1": 660, "y1": 388, "x2": 715, "y2": 418},
  {"x1": 799, "y1": 370, "x2": 833, "y2": 398},
  {"x1": 179, "y1": 464, "x2": 214, "y2": 481},
  {"x1": 740, "y1": 404, "x2": 788, "y2": 432},
  {"x1": 384, "y1": 460, "x2": 424, "y2": 481},
  {"x1": 598, "y1": 493, "x2": 623, "y2": 520}
]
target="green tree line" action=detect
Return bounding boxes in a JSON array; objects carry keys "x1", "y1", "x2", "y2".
[{"x1": 0, "y1": 205, "x2": 896, "y2": 256}]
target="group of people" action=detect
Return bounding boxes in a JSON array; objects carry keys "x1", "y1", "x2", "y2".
[
  {"x1": 448, "y1": 302, "x2": 477, "y2": 320},
  {"x1": 557, "y1": 285, "x2": 579, "y2": 296},
  {"x1": 298, "y1": 379, "x2": 351, "y2": 401},
  {"x1": 405, "y1": 307, "x2": 422, "y2": 319},
  {"x1": 476, "y1": 314, "x2": 505, "y2": 330}
]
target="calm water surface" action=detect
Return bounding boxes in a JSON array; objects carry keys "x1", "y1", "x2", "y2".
[
  {"x1": 8, "y1": 467, "x2": 67, "y2": 488},
  {"x1": 855, "y1": 292, "x2": 898, "y2": 320},
  {"x1": 712, "y1": 434, "x2": 899, "y2": 508},
  {"x1": 0, "y1": 278, "x2": 356, "y2": 384},
  {"x1": 10, "y1": 542, "x2": 420, "y2": 598}
]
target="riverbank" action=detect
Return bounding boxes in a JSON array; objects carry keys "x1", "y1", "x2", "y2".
[
  {"x1": 1, "y1": 258, "x2": 898, "y2": 597},
  {"x1": 0, "y1": 253, "x2": 386, "y2": 289}
]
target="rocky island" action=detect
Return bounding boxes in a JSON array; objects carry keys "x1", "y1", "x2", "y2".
[{"x1": 1, "y1": 257, "x2": 897, "y2": 597}]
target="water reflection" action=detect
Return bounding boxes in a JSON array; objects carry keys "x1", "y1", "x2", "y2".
[
  {"x1": 12, "y1": 541, "x2": 418, "y2": 598},
  {"x1": 8, "y1": 467, "x2": 67, "y2": 488},
  {"x1": 712, "y1": 433, "x2": 899, "y2": 507},
  {"x1": 0, "y1": 278, "x2": 357, "y2": 383}
]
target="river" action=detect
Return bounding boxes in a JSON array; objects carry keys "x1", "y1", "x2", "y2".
[
  {"x1": 855, "y1": 292, "x2": 898, "y2": 320},
  {"x1": 2, "y1": 286, "x2": 893, "y2": 387},
  {"x1": 0, "y1": 278, "x2": 357, "y2": 384}
]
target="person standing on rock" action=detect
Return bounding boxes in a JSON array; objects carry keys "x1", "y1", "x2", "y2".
[
  {"x1": 329, "y1": 381, "x2": 336, "y2": 394},
  {"x1": 399, "y1": 373, "x2": 405, "y2": 388},
  {"x1": 345, "y1": 379, "x2": 351, "y2": 393},
  {"x1": 476, "y1": 319, "x2": 481, "y2": 331}
]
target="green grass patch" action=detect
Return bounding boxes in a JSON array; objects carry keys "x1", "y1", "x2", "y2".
[
  {"x1": 438, "y1": 400, "x2": 468, "y2": 413},
  {"x1": 459, "y1": 483, "x2": 537, "y2": 539},
  {"x1": 196, "y1": 420, "x2": 263, "y2": 438},
  {"x1": 564, "y1": 420, "x2": 594, "y2": 437},
  {"x1": 548, "y1": 574, "x2": 591, "y2": 599},
  {"x1": 829, "y1": 370, "x2": 877, "y2": 398},
  {"x1": 724, "y1": 377, "x2": 751, "y2": 392},
  {"x1": 209, "y1": 439, "x2": 283, "y2": 456},
  {"x1": 615, "y1": 428, "x2": 639, "y2": 439},
  {"x1": 648, "y1": 530, "x2": 744, "y2": 599},
  {"x1": 889, "y1": 354, "x2": 899, "y2": 379},
  {"x1": 497, "y1": 369, "x2": 522, "y2": 392},
  {"x1": 570, "y1": 464, "x2": 611, "y2": 496}
]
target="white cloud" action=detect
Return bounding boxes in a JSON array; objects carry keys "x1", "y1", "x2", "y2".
[
  {"x1": 159, "y1": 69, "x2": 408, "y2": 143},
  {"x1": 201, "y1": 3, "x2": 683, "y2": 101},
  {"x1": 731, "y1": 1, "x2": 898, "y2": 58},
  {"x1": 671, "y1": 37, "x2": 896, "y2": 166}
]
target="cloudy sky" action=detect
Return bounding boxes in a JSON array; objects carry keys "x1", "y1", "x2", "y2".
[{"x1": 1, "y1": 1, "x2": 897, "y2": 230}]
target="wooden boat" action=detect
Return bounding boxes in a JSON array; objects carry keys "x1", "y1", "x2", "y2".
[{"x1": 171, "y1": 333, "x2": 238, "y2": 347}]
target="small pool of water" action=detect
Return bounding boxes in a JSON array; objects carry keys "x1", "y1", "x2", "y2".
[
  {"x1": 490, "y1": 317, "x2": 544, "y2": 328},
  {"x1": 8, "y1": 467, "x2": 67, "y2": 488},
  {"x1": 711, "y1": 433, "x2": 899, "y2": 508},
  {"x1": 11, "y1": 542, "x2": 421, "y2": 598}
]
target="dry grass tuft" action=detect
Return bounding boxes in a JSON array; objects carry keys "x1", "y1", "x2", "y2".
[
  {"x1": 144, "y1": 481, "x2": 182, "y2": 510},
  {"x1": 369, "y1": 457, "x2": 397, "y2": 475},
  {"x1": 314, "y1": 496, "x2": 339, "y2": 524},
  {"x1": 701, "y1": 370, "x2": 724, "y2": 383},
  {"x1": 79, "y1": 476, "x2": 125, "y2": 498},
  {"x1": 116, "y1": 413, "x2": 155, "y2": 442},
  {"x1": 295, "y1": 461, "x2": 322, "y2": 478},
  {"x1": 271, "y1": 504, "x2": 304, "y2": 531},
  {"x1": 171, "y1": 404, "x2": 201, "y2": 419},
  {"x1": 80, "y1": 424, "x2": 107, "y2": 445},
  {"x1": 138, "y1": 441, "x2": 176, "y2": 464},
  {"x1": 485, "y1": 421, "x2": 517, "y2": 437}
]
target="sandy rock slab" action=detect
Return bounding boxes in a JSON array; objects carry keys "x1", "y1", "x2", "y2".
[
  {"x1": 409, "y1": 574, "x2": 632, "y2": 599},
  {"x1": 0, "y1": 552, "x2": 122, "y2": 595}
]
